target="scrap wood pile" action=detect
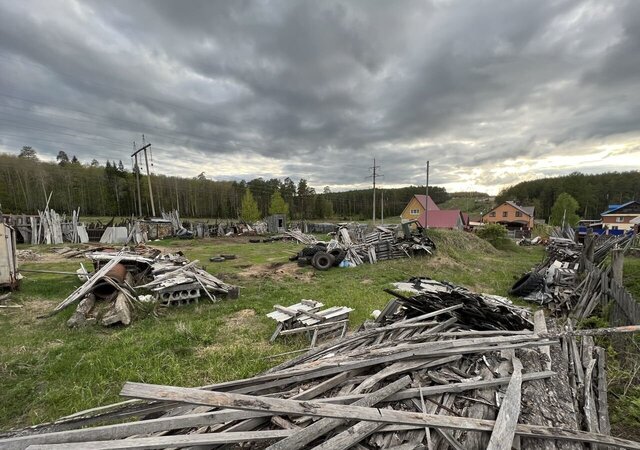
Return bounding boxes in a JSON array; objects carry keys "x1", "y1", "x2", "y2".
[
  {"x1": 509, "y1": 230, "x2": 636, "y2": 312},
  {"x1": 289, "y1": 224, "x2": 436, "y2": 271},
  {"x1": 267, "y1": 299, "x2": 353, "y2": 346},
  {"x1": 4, "y1": 281, "x2": 640, "y2": 450},
  {"x1": 40, "y1": 246, "x2": 238, "y2": 328}
]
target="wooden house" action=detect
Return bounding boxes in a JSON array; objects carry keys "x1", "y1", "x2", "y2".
[
  {"x1": 601, "y1": 201, "x2": 640, "y2": 231},
  {"x1": 482, "y1": 201, "x2": 535, "y2": 230}
]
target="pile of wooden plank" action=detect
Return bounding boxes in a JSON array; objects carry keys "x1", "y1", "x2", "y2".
[
  {"x1": 267, "y1": 300, "x2": 353, "y2": 346},
  {"x1": 41, "y1": 247, "x2": 238, "y2": 327},
  {"x1": 5, "y1": 280, "x2": 639, "y2": 449}
]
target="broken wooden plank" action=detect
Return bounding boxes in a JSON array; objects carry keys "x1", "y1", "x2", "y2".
[
  {"x1": 24, "y1": 430, "x2": 292, "y2": 450},
  {"x1": 486, "y1": 356, "x2": 523, "y2": 450},
  {"x1": 264, "y1": 375, "x2": 411, "y2": 450},
  {"x1": 120, "y1": 382, "x2": 640, "y2": 448}
]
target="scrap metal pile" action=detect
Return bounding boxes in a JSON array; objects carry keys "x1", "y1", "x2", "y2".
[
  {"x1": 509, "y1": 229, "x2": 635, "y2": 312},
  {"x1": 41, "y1": 247, "x2": 238, "y2": 327},
  {"x1": 4, "y1": 280, "x2": 638, "y2": 449},
  {"x1": 289, "y1": 223, "x2": 436, "y2": 270}
]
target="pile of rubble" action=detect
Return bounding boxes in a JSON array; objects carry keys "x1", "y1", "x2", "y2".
[
  {"x1": 509, "y1": 230, "x2": 635, "y2": 312},
  {"x1": 288, "y1": 222, "x2": 436, "y2": 270},
  {"x1": 40, "y1": 247, "x2": 238, "y2": 327},
  {"x1": 4, "y1": 279, "x2": 639, "y2": 449}
]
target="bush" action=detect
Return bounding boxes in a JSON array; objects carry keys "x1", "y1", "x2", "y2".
[{"x1": 476, "y1": 223, "x2": 512, "y2": 249}]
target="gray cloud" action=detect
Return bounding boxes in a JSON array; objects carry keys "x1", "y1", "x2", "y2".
[{"x1": 1, "y1": 0, "x2": 639, "y2": 194}]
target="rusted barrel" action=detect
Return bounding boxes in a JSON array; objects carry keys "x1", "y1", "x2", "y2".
[{"x1": 92, "y1": 263, "x2": 128, "y2": 300}]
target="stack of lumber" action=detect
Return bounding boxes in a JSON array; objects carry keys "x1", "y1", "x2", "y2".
[
  {"x1": 285, "y1": 229, "x2": 318, "y2": 245},
  {"x1": 267, "y1": 300, "x2": 353, "y2": 346},
  {"x1": 6, "y1": 280, "x2": 639, "y2": 449}
]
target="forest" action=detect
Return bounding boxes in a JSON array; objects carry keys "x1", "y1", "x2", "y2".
[
  {"x1": 496, "y1": 171, "x2": 640, "y2": 221},
  {"x1": 0, "y1": 149, "x2": 449, "y2": 220}
]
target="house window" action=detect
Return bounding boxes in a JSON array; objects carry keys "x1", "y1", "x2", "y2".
[
  {"x1": 490, "y1": 212, "x2": 496, "y2": 217},
  {"x1": 515, "y1": 211, "x2": 522, "y2": 217},
  {"x1": 611, "y1": 226, "x2": 618, "y2": 230},
  {"x1": 410, "y1": 209, "x2": 420, "y2": 215},
  {"x1": 615, "y1": 217, "x2": 624, "y2": 223},
  {"x1": 502, "y1": 211, "x2": 508, "y2": 218}
]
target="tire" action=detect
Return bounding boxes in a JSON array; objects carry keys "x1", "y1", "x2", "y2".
[
  {"x1": 210, "y1": 256, "x2": 225, "y2": 263},
  {"x1": 328, "y1": 249, "x2": 346, "y2": 266},
  {"x1": 221, "y1": 254, "x2": 236, "y2": 260},
  {"x1": 300, "y1": 246, "x2": 322, "y2": 257},
  {"x1": 297, "y1": 257, "x2": 311, "y2": 267},
  {"x1": 509, "y1": 271, "x2": 544, "y2": 297},
  {"x1": 311, "y1": 252, "x2": 335, "y2": 271},
  {"x1": 248, "y1": 239, "x2": 261, "y2": 243}
]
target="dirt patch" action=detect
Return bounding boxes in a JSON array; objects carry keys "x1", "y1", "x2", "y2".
[
  {"x1": 361, "y1": 279, "x2": 373, "y2": 285},
  {"x1": 238, "y1": 262, "x2": 314, "y2": 282},
  {"x1": 195, "y1": 309, "x2": 269, "y2": 357}
]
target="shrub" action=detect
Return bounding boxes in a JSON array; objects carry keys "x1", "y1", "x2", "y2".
[{"x1": 476, "y1": 223, "x2": 511, "y2": 249}]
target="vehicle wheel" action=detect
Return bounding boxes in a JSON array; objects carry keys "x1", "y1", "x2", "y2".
[
  {"x1": 328, "y1": 249, "x2": 346, "y2": 266},
  {"x1": 297, "y1": 257, "x2": 311, "y2": 267},
  {"x1": 210, "y1": 256, "x2": 225, "y2": 263},
  {"x1": 311, "y1": 252, "x2": 335, "y2": 271},
  {"x1": 509, "y1": 271, "x2": 544, "y2": 296},
  {"x1": 221, "y1": 254, "x2": 236, "y2": 260},
  {"x1": 301, "y1": 246, "x2": 322, "y2": 257}
]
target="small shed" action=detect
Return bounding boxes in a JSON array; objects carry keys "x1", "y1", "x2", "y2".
[
  {"x1": 0, "y1": 223, "x2": 19, "y2": 289},
  {"x1": 266, "y1": 214, "x2": 287, "y2": 233}
]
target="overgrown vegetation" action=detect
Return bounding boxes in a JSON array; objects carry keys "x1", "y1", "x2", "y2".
[
  {"x1": 476, "y1": 223, "x2": 516, "y2": 250},
  {"x1": 0, "y1": 231, "x2": 543, "y2": 429}
]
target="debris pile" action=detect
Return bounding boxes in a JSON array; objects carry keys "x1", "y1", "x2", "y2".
[
  {"x1": 290, "y1": 224, "x2": 436, "y2": 270},
  {"x1": 40, "y1": 247, "x2": 238, "y2": 327},
  {"x1": 510, "y1": 230, "x2": 636, "y2": 312},
  {"x1": 267, "y1": 299, "x2": 353, "y2": 346},
  {"x1": 5, "y1": 280, "x2": 639, "y2": 449}
]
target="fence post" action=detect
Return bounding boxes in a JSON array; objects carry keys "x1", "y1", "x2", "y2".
[
  {"x1": 580, "y1": 228, "x2": 594, "y2": 272},
  {"x1": 610, "y1": 247, "x2": 624, "y2": 285}
]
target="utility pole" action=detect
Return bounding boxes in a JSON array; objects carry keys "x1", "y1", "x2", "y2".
[
  {"x1": 131, "y1": 135, "x2": 156, "y2": 217},
  {"x1": 381, "y1": 188, "x2": 384, "y2": 225},
  {"x1": 133, "y1": 142, "x2": 143, "y2": 217},
  {"x1": 367, "y1": 158, "x2": 382, "y2": 226},
  {"x1": 425, "y1": 161, "x2": 430, "y2": 229}
]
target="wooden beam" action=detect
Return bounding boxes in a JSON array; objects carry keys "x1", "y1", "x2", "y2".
[
  {"x1": 120, "y1": 382, "x2": 640, "y2": 448},
  {"x1": 25, "y1": 430, "x2": 292, "y2": 450}
]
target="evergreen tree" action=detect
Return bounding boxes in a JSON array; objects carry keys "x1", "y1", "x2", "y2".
[
  {"x1": 240, "y1": 189, "x2": 260, "y2": 222},
  {"x1": 56, "y1": 151, "x2": 70, "y2": 166},
  {"x1": 71, "y1": 155, "x2": 80, "y2": 164},
  {"x1": 18, "y1": 146, "x2": 37, "y2": 160}
]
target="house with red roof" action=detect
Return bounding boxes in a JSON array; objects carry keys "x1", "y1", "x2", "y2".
[{"x1": 400, "y1": 195, "x2": 468, "y2": 230}]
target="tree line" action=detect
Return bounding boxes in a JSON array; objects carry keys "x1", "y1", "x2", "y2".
[
  {"x1": 496, "y1": 171, "x2": 640, "y2": 221},
  {"x1": 0, "y1": 147, "x2": 451, "y2": 220}
]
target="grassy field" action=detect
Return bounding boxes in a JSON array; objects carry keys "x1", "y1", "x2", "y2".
[{"x1": 1, "y1": 231, "x2": 545, "y2": 430}]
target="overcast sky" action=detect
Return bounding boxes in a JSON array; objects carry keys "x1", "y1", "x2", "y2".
[{"x1": 0, "y1": 0, "x2": 638, "y2": 194}]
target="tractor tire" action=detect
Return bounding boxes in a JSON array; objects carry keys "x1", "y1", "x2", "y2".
[
  {"x1": 509, "y1": 271, "x2": 544, "y2": 297},
  {"x1": 311, "y1": 252, "x2": 335, "y2": 271},
  {"x1": 300, "y1": 246, "x2": 322, "y2": 257},
  {"x1": 297, "y1": 256, "x2": 311, "y2": 267},
  {"x1": 328, "y1": 249, "x2": 347, "y2": 266}
]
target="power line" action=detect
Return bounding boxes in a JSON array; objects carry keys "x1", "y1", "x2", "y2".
[{"x1": 366, "y1": 158, "x2": 383, "y2": 225}]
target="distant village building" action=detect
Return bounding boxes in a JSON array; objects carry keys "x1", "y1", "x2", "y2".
[
  {"x1": 600, "y1": 201, "x2": 640, "y2": 231},
  {"x1": 482, "y1": 201, "x2": 535, "y2": 231},
  {"x1": 400, "y1": 195, "x2": 468, "y2": 230}
]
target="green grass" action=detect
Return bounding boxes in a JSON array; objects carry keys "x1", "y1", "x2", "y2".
[
  {"x1": 0, "y1": 231, "x2": 543, "y2": 430},
  {"x1": 623, "y1": 255, "x2": 640, "y2": 299}
]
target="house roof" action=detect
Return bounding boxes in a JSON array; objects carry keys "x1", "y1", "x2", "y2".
[
  {"x1": 413, "y1": 195, "x2": 440, "y2": 211},
  {"x1": 421, "y1": 209, "x2": 463, "y2": 228},
  {"x1": 601, "y1": 200, "x2": 640, "y2": 215},
  {"x1": 505, "y1": 201, "x2": 535, "y2": 217}
]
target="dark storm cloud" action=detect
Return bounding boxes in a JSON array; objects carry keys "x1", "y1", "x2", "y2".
[{"x1": 1, "y1": 0, "x2": 639, "y2": 194}]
